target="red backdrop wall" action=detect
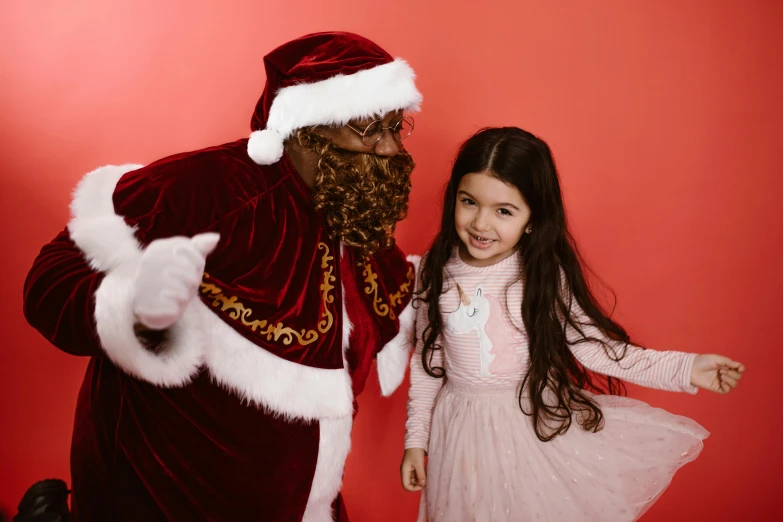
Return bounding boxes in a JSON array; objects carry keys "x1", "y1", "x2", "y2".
[{"x1": 1, "y1": 1, "x2": 780, "y2": 520}]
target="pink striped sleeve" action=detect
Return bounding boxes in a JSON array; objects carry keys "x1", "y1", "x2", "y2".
[
  {"x1": 565, "y1": 298, "x2": 698, "y2": 394},
  {"x1": 404, "y1": 295, "x2": 445, "y2": 451}
]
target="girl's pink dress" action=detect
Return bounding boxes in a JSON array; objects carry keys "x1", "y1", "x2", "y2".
[{"x1": 405, "y1": 251, "x2": 707, "y2": 521}]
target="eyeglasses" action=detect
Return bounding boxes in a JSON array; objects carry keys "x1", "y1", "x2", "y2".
[{"x1": 345, "y1": 116, "x2": 415, "y2": 147}]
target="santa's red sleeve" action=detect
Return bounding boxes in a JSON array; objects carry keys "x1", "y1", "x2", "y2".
[
  {"x1": 24, "y1": 226, "x2": 107, "y2": 357},
  {"x1": 23, "y1": 150, "x2": 261, "y2": 387}
]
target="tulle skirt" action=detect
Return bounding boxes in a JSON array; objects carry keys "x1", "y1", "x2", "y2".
[{"x1": 418, "y1": 381, "x2": 708, "y2": 522}]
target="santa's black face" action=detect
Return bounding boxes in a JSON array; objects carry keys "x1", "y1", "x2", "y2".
[{"x1": 297, "y1": 129, "x2": 414, "y2": 257}]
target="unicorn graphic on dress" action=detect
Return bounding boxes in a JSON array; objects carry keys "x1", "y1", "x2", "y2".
[{"x1": 446, "y1": 284, "x2": 519, "y2": 375}]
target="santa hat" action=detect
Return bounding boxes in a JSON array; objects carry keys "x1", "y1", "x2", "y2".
[{"x1": 247, "y1": 32, "x2": 423, "y2": 165}]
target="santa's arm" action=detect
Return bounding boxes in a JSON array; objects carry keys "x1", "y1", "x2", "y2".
[
  {"x1": 23, "y1": 228, "x2": 107, "y2": 357},
  {"x1": 23, "y1": 161, "x2": 226, "y2": 386}
]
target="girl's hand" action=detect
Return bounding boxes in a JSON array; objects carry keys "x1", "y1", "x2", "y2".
[
  {"x1": 400, "y1": 448, "x2": 427, "y2": 492},
  {"x1": 690, "y1": 354, "x2": 745, "y2": 394}
]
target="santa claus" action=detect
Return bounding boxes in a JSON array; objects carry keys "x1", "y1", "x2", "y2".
[{"x1": 23, "y1": 31, "x2": 421, "y2": 522}]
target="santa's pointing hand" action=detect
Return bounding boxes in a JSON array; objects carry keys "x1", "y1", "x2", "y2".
[{"x1": 133, "y1": 233, "x2": 220, "y2": 330}]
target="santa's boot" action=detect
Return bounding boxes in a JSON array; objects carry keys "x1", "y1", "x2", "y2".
[{"x1": 13, "y1": 479, "x2": 70, "y2": 522}]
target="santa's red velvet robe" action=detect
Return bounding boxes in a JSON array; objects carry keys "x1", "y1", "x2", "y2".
[{"x1": 23, "y1": 141, "x2": 417, "y2": 522}]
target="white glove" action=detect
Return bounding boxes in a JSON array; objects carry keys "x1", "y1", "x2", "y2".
[{"x1": 132, "y1": 233, "x2": 220, "y2": 330}]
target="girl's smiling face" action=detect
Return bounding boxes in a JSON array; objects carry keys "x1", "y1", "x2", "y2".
[{"x1": 454, "y1": 171, "x2": 531, "y2": 267}]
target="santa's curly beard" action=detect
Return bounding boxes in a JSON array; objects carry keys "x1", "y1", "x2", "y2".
[{"x1": 297, "y1": 129, "x2": 414, "y2": 258}]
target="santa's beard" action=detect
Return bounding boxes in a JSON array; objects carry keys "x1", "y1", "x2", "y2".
[{"x1": 296, "y1": 129, "x2": 414, "y2": 258}]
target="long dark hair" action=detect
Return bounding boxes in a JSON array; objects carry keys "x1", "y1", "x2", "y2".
[{"x1": 417, "y1": 127, "x2": 634, "y2": 442}]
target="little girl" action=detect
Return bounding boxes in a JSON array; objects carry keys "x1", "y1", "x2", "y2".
[{"x1": 400, "y1": 127, "x2": 745, "y2": 521}]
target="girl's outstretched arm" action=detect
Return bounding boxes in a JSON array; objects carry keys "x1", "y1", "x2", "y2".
[{"x1": 566, "y1": 299, "x2": 744, "y2": 394}]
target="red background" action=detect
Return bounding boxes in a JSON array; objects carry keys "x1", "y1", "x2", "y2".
[{"x1": 1, "y1": 1, "x2": 780, "y2": 520}]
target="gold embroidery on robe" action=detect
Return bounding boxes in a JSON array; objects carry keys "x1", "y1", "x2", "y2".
[
  {"x1": 362, "y1": 262, "x2": 415, "y2": 321},
  {"x1": 199, "y1": 242, "x2": 335, "y2": 346}
]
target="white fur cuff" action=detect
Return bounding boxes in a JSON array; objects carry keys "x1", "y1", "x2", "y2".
[
  {"x1": 376, "y1": 254, "x2": 421, "y2": 396},
  {"x1": 94, "y1": 264, "x2": 206, "y2": 386},
  {"x1": 68, "y1": 164, "x2": 205, "y2": 387}
]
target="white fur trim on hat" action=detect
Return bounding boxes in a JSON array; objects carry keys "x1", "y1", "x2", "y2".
[{"x1": 249, "y1": 58, "x2": 422, "y2": 165}]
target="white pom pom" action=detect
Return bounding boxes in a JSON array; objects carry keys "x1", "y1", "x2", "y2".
[{"x1": 247, "y1": 129, "x2": 284, "y2": 165}]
